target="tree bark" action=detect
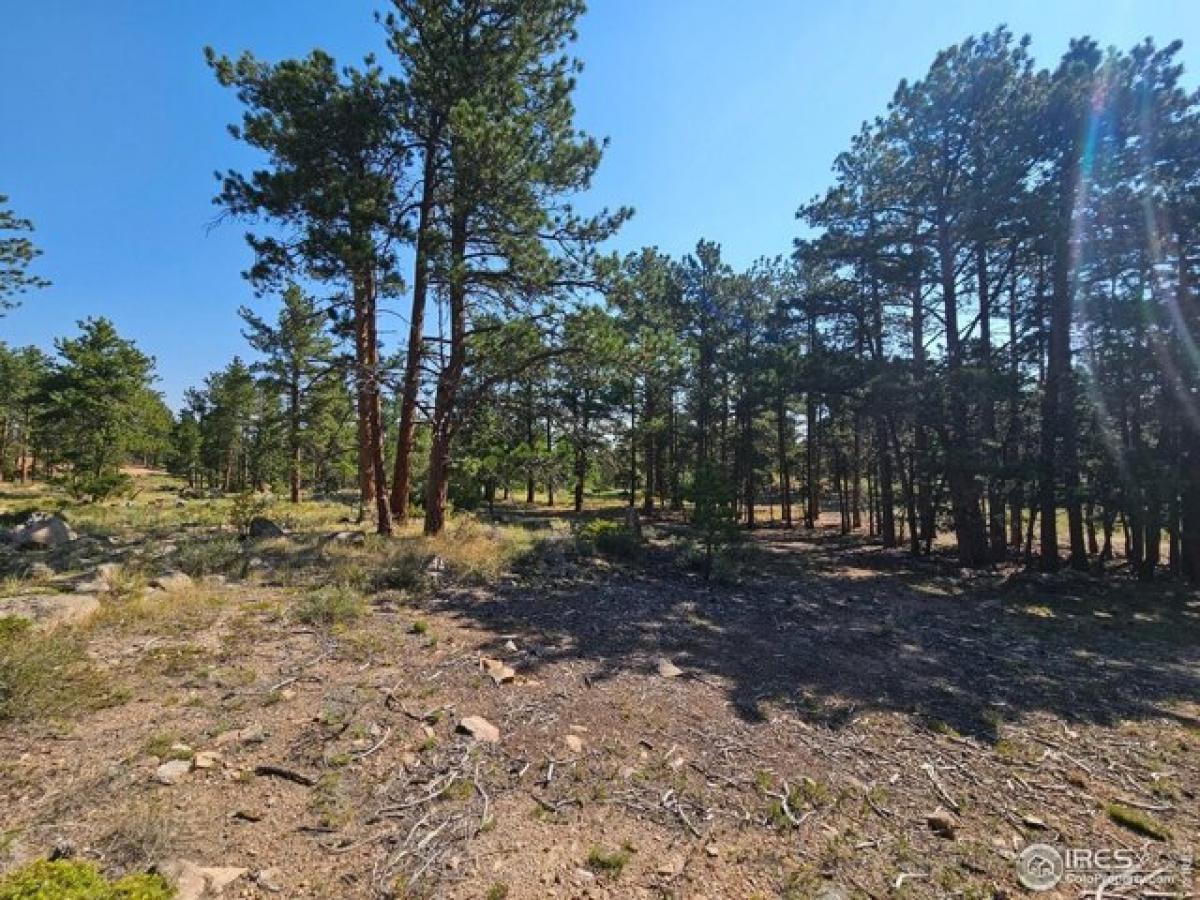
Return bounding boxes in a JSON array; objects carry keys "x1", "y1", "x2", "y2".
[
  {"x1": 390, "y1": 125, "x2": 441, "y2": 520},
  {"x1": 353, "y1": 269, "x2": 393, "y2": 535},
  {"x1": 423, "y1": 210, "x2": 468, "y2": 537}
]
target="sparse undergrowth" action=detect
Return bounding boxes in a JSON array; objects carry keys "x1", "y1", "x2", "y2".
[{"x1": 0, "y1": 616, "x2": 110, "y2": 723}]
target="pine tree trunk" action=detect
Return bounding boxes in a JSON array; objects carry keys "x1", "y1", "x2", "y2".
[
  {"x1": 777, "y1": 391, "x2": 792, "y2": 528},
  {"x1": 352, "y1": 270, "x2": 392, "y2": 535},
  {"x1": 805, "y1": 395, "x2": 820, "y2": 528},
  {"x1": 978, "y1": 244, "x2": 1005, "y2": 559},
  {"x1": 939, "y1": 219, "x2": 988, "y2": 565},
  {"x1": 876, "y1": 417, "x2": 896, "y2": 547},
  {"x1": 546, "y1": 415, "x2": 554, "y2": 507},
  {"x1": 289, "y1": 377, "x2": 301, "y2": 504},
  {"x1": 1038, "y1": 252, "x2": 1061, "y2": 571},
  {"x1": 390, "y1": 127, "x2": 440, "y2": 520},
  {"x1": 642, "y1": 382, "x2": 655, "y2": 514},
  {"x1": 423, "y1": 210, "x2": 468, "y2": 537}
]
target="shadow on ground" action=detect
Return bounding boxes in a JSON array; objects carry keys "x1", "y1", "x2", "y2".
[{"x1": 430, "y1": 526, "x2": 1200, "y2": 742}]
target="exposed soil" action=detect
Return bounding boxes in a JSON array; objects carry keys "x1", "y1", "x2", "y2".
[{"x1": 2, "y1": 517, "x2": 1199, "y2": 899}]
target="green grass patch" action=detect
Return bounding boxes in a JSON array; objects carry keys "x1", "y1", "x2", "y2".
[
  {"x1": 293, "y1": 586, "x2": 366, "y2": 627},
  {"x1": 586, "y1": 845, "x2": 632, "y2": 876},
  {"x1": 0, "y1": 859, "x2": 174, "y2": 899},
  {"x1": 1105, "y1": 803, "x2": 1170, "y2": 840}
]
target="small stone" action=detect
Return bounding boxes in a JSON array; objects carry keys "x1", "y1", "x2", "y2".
[
  {"x1": 657, "y1": 658, "x2": 684, "y2": 678},
  {"x1": 237, "y1": 725, "x2": 267, "y2": 744},
  {"x1": 457, "y1": 715, "x2": 500, "y2": 743},
  {"x1": 503, "y1": 639, "x2": 519, "y2": 653},
  {"x1": 155, "y1": 759, "x2": 191, "y2": 785},
  {"x1": 150, "y1": 571, "x2": 194, "y2": 592},
  {"x1": 573, "y1": 868, "x2": 596, "y2": 884},
  {"x1": 193, "y1": 751, "x2": 222, "y2": 770},
  {"x1": 480, "y1": 657, "x2": 516, "y2": 685},
  {"x1": 256, "y1": 867, "x2": 284, "y2": 892},
  {"x1": 324, "y1": 530, "x2": 365, "y2": 545},
  {"x1": 564, "y1": 734, "x2": 583, "y2": 754},
  {"x1": 158, "y1": 860, "x2": 247, "y2": 900},
  {"x1": 927, "y1": 809, "x2": 957, "y2": 839},
  {"x1": 704, "y1": 844, "x2": 720, "y2": 858}
]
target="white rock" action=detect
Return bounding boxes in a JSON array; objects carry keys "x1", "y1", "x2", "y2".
[
  {"x1": 154, "y1": 759, "x2": 191, "y2": 785},
  {"x1": 7, "y1": 514, "x2": 76, "y2": 550},
  {"x1": 656, "y1": 658, "x2": 684, "y2": 678}
]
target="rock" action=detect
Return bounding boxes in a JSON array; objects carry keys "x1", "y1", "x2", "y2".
[
  {"x1": 237, "y1": 725, "x2": 267, "y2": 745},
  {"x1": 927, "y1": 809, "x2": 957, "y2": 839},
  {"x1": 7, "y1": 513, "x2": 77, "y2": 550},
  {"x1": 77, "y1": 562, "x2": 122, "y2": 592},
  {"x1": 704, "y1": 844, "x2": 720, "y2": 858},
  {"x1": 457, "y1": 715, "x2": 500, "y2": 744},
  {"x1": 193, "y1": 751, "x2": 222, "y2": 770},
  {"x1": 2, "y1": 593, "x2": 99, "y2": 629},
  {"x1": 324, "y1": 530, "x2": 366, "y2": 546},
  {"x1": 563, "y1": 734, "x2": 584, "y2": 754},
  {"x1": 503, "y1": 639, "x2": 519, "y2": 653},
  {"x1": 247, "y1": 517, "x2": 285, "y2": 539},
  {"x1": 25, "y1": 561, "x2": 55, "y2": 580},
  {"x1": 480, "y1": 657, "x2": 516, "y2": 685},
  {"x1": 656, "y1": 658, "x2": 684, "y2": 678},
  {"x1": 255, "y1": 868, "x2": 284, "y2": 893},
  {"x1": 155, "y1": 759, "x2": 191, "y2": 785},
  {"x1": 150, "y1": 571, "x2": 194, "y2": 592},
  {"x1": 158, "y1": 860, "x2": 247, "y2": 900}
]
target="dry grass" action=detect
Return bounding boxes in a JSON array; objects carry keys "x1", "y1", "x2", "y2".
[
  {"x1": 89, "y1": 586, "x2": 227, "y2": 635},
  {"x1": 0, "y1": 616, "x2": 112, "y2": 722}
]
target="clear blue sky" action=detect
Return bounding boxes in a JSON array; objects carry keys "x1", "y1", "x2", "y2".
[{"x1": 3, "y1": 0, "x2": 1197, "y2": 408}]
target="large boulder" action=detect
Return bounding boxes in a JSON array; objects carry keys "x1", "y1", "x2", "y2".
[{"x1": 6, "y1": 513, "x2": 77, "y2": 550}]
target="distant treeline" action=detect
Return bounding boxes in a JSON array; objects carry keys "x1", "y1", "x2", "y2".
[{"x1": 5, "y1": 12, "x2": 1200, "y2": 583}]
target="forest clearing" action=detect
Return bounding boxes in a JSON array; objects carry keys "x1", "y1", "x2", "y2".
[
  {"x1": 1, "y1": 473, "x2": 1198, "y2": 898},
  {"x1": 5, "y1": 0, "x2": 1200, "y2": 897}
]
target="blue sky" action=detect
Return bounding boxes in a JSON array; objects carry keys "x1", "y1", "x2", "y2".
[{"x1": 3, "y1": 0, "x2": 1197, "y2": 407}]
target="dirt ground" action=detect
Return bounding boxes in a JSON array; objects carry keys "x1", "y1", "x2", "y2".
[{"x1": 2, "y1": 491, "x2": 1198, "y2": 899}]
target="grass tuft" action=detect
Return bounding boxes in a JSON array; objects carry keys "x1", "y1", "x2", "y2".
[
  {"x1": 1105, "y1": 803, "x2": 1170, "y2": 841},
  {"x1": 293, "y1": 586, "x2": 366, "y2": 627},
  {"x1": 586, "y1": 845, "x2": 632, "y2": 877},
  {"x1": 0, "y1": 616, "x2": 111, "y2": 722}
]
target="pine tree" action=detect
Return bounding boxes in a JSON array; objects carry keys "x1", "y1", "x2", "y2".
[
  {"x1": 206, "y1": 47, "x2": 407, "y2": 534},
  {"x1": 0, "y1": 195, "x2": 49, "y2": 315}
]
